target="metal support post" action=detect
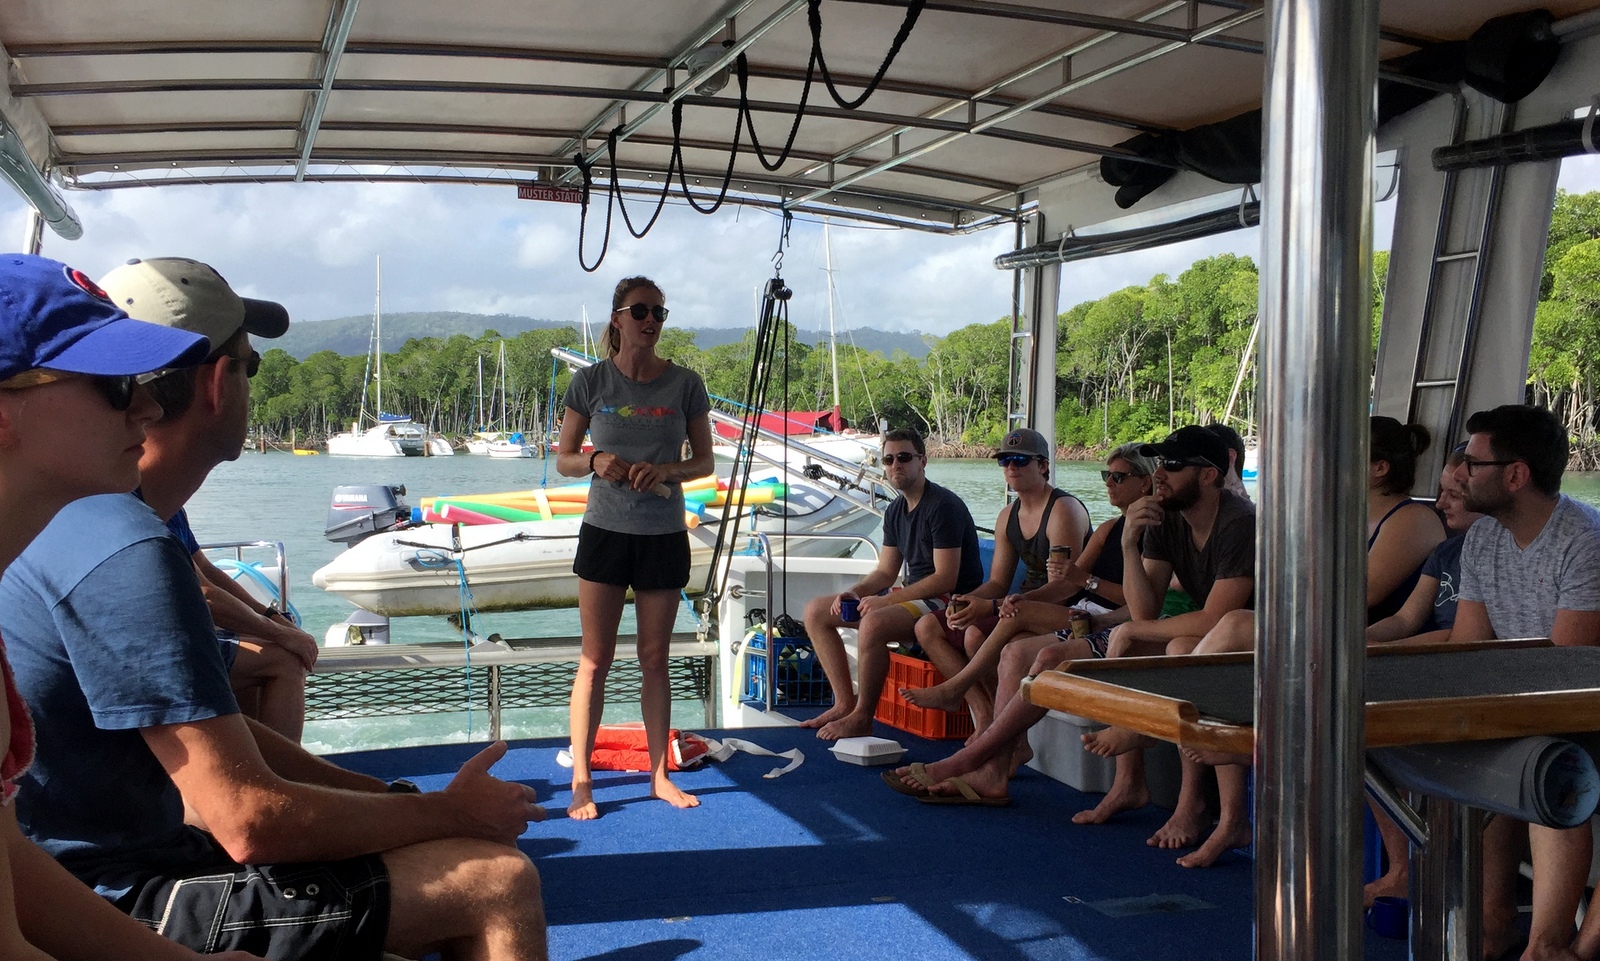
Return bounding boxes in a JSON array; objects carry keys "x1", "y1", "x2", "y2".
[
  {"x1": 1413, "y1": 800, "x2": 1484, "y2": 961},
  {"x1": 488, "y1": 665, "x2": 502, "y2": 741},
  {"x1": 1255, "y1": 0, "x2": 1377, "y2": 957}
]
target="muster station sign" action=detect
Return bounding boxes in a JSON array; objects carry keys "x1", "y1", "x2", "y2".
[{"x1": 517, "y1": 183, "x2": 583, "y2": 204}]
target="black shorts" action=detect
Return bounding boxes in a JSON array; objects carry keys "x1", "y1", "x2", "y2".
[
  {"x1": 120, "y1": 846, "x2": 390, "y2": 961},
  {"x1": 573, "y1": 522, "x2": 692, "y2": 591}
]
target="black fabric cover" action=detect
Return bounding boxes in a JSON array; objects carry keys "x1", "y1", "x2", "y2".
[{"x1": 1098, "y1": 9, "x2": 1561, "y2": 208}]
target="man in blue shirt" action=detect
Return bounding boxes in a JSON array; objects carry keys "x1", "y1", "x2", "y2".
[{"x1": 2, "y1": 259, "x2": 548, "y2": 961}]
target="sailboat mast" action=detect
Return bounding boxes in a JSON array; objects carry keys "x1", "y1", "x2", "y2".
[
  {"x1": 475, "y1": 353, "x2": 484, "y2": 430},
  {"x1": 581, "y1": 305, "x2": 590, "y2": 355},
  {"x1": 499, "y1": 341, "x2": 508, "y2": 431},
  {"x1": 373, "y1": 255, "x2": 383, "y2": 420},
  {"x1": 824, "y1": 221, "x2": 841, "y2": 412}
]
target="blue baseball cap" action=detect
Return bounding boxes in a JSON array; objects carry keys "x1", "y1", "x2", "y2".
[{"x1": 0, "y1": 254, "x2": 211, "y2": 382}]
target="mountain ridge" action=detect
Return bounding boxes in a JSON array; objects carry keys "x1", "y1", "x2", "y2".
[{"x1": 272, "y1": 310, "x2": 934, "y2": 360}]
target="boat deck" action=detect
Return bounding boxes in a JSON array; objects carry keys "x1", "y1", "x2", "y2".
[{"x1": 334, "y1": 725, "x2": 1411, "y2": 961}]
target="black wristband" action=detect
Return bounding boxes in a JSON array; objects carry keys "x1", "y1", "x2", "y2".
[
  {"x1": 588, "y1": 450, "x2": 601, "y2": 474},
  {"x1": 386, "y1": 778, "x2": 422, "y2": 794}
]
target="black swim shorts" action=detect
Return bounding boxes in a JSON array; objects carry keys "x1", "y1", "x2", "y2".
[
  {"x1": 121, "y1": 847, "x2": 390, "y2": 961},
  {"x1": 573, "y1": 522, "x2": 691, "y2": 591}
]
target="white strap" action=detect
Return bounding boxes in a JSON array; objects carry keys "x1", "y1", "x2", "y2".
[{"x1": 701, "y1": 736, "x2": 806, "y2": 778}]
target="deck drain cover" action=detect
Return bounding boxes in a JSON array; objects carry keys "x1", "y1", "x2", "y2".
[{"x1": 1080, "y1": 894, "x2": 1215, "y2": 917}]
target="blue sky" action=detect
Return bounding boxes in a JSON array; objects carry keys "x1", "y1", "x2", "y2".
[{"x1": 2, "y1": 156, "x2": 1596, "y2": 341}]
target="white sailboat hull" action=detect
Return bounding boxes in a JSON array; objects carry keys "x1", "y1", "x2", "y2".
[
  {"x1": 326, "y1": 423, "x2": 427, "y2": 457},
  {"x1": 313, "y1": 475, "x2": 880, "y2": 615}
]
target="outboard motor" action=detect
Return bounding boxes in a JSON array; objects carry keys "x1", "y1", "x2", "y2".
[{"x1": 325, "y1": 484, "x2": 411, "y2": 547}]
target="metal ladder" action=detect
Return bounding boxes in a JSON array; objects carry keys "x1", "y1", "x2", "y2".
[{"x1": 1400, "y1": 94, "x2": 1517, "y2": 445}]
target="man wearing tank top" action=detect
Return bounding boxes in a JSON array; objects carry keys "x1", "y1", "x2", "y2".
[{"x1": 1448, "y1": 404, "x2": 1600, "y2": 961}]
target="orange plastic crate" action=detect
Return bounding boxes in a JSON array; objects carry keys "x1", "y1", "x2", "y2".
[{"x1": 875, "y1": 651, "x2": 975, "y2": 740}]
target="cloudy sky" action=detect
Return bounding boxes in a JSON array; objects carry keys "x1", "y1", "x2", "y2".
[{"x1": 2, "y1": 154, "x2": 1597, "y2": 340}]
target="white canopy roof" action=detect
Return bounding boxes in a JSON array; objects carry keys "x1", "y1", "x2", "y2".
[{"x1": 1, "y1": 0, "x2": 1597, "y2": 235}]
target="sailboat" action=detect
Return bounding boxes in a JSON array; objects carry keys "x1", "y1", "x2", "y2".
[
  {"x1": 485, "y1": 341, "x2": 536, "y2": 458},
  {"x1": 463, "y1": 353, "x2": 500, "y2": 454},
  {"x1": 712, "y1": 222, "x2": 879, "y2": 468},
  {"x1": 326, "y1": 257, "x2": 427, "y2": 457}
]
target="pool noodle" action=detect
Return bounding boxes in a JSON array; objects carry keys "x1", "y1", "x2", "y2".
[{"x1": 435, "y1": 504, "x2": 503, "y2": 525}]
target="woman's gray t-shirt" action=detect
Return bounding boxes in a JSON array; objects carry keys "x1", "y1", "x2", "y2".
[{"x1": 563, "y1": 359, "x2": 710, "y2": 535}]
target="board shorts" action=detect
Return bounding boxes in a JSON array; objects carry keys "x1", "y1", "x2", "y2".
[
  {"x1": 120, "y1": 844, "x2": 389, "y2": 961},
  {"x1": 574, "y1": 522, "x2": 692, "y2": 591}
]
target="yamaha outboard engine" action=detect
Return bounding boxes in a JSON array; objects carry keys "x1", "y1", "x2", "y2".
[{"x1": 325, "y1": 484, "x2": 411, "y2": 547}]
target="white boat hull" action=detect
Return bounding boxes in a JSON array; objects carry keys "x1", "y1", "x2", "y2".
[
  {"x1": 313, "y1": 475, "x2": 881, "y2": 615},
  {"x1": 486, "y1": 441, "x2": 536, "y2": 458},
  {"x1": 327, "y1": 422, "x2": 427, "y2": 457}
]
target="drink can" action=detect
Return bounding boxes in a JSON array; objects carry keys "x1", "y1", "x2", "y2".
[
  {"x1": 839, "y1": 597, "x2": 860, "y2": 623},
  {"x1": 1068, "y1": 609, "x2": 1092, "y2": 638},
  {"x1": 1049, "y1": 545, "x2": 1072, "y2": 558}
]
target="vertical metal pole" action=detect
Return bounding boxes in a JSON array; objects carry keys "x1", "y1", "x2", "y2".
[
  {"x1": 1413, "y1": 800, "x2": 1483, "y2": 961},
  {"x1": 488, "y1": 665, "x2": 502, "y2": 741},
  {"x1": 21, "y1": 209, "x2": 43, "y2": 255},
  {"x1": 1255, "y1": 0, "x2": 1377, "y2": 957}
]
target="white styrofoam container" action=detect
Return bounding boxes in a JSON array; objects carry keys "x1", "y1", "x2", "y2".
[{"x1": 830, "y1": 736, "x2": 907, "y2": 766}]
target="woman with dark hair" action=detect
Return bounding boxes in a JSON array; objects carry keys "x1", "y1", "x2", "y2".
[
  {"x1": 557, "y1": 276, "x2": 715, "y2": 820},
  {"x1": 1366, "y1": 416, "x2": 1447, "y2": 623}
]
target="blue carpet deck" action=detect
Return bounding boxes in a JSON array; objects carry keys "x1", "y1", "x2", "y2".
[{"x1": 333, "y1": 725, "x2": 1410, "y2": 961}]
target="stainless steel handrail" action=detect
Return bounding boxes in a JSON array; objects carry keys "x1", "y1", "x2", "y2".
[{"x1": 200, "y1": 539, "x2": 290, "y2": 607}]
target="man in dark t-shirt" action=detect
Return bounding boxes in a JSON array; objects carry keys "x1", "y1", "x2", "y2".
[
  {"x1": 1079, "y1": 425, "x2": 1256, "y2": 869},
  {"x1": 802, "y1": 428, "x2": 982, "y2": 740}
]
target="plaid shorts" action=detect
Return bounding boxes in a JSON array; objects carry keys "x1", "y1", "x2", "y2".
[
  {"x1": 121, "y1": 846, "x2": 389, "y2": 961},
  {"x1": 1052, "y1": 626, "x2": 1113, "y2": 658}
]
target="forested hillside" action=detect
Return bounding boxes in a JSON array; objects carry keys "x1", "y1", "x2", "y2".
[{"x1": 249, "y1": 190, "x2": 1600, "y2": 455}]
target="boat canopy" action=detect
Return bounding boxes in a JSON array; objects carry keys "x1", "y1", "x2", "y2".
[{"x1": 0, "y1": 0, "x2": 1594, "y2": 242}]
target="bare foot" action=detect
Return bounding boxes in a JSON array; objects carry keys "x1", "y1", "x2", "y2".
[
  {"x1": 1009, "y1": 738, "x2": 1034, "y2": 777},
  {"x1": 1176, "y1": 817, "x2": 1252, "y2": 868},
  {"x1": 1147, "y1": 805, "x2": 1207, "y2": 849},
  {"x1": 901, "y1": 682, "x2": 964, "y2": 713},
  {"x1": 568, "y1": 781, "x2": 599, "y2": 821},
  {"x1": 817, "y1": 714, "x2": 874, "y2": 740},
  {"x1": 1181, "y1": 746, "x2": 1252, "y2": 766},
  {"x1": 1072, "y1": 781, "x2": 1151, "y2": 825},
  {"x1": 798, "y1": 703, "x2": 852, "y2": 730},
  {"x1": 652, "y1": 774, "x2": 700, "y2": 810},
  {"x1": 926, "y1": 760, "x2": 1009, "y2": 801},
  {"x1": 1083, "y1": 726, "x2": 1153, "y2": 758},
  {"x1": 1362, "y1": 868, "x2": 1408, "y2": 908}
]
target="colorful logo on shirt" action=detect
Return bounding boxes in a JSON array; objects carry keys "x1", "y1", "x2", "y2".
[{"x1": 598, "y1": 404, "x2": 678, "y2": 418}]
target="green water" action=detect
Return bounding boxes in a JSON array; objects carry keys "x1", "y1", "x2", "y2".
[{"x1": 186, "y1": 452, "x2": 1600, "y2": 752}]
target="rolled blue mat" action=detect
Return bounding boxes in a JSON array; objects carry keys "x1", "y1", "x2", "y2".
[{"x1": 1369, "y1": 736, "x2": 1600, "y2": 828}]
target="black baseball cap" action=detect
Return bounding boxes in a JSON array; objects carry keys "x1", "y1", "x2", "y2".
[{"x1": 1138, "y1": 425, "x2": 1229, "y2": 472}]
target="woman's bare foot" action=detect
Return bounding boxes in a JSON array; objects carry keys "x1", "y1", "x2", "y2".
[
  {"x1": 817, "y1": 713, "x2": 874, "y2": 741},
  {"x1": 1176, "y1": 817, "x2": 1252, "y2": 868},
  {"x1": 926, "y1": 759, "x2": 1010, "y2": 801},
  {"x1": 568, "y1": 781, "x2": 599, "y2": 820},
  {"x1": 652, "y1": 774, "x2": 700, "y2": 810},
  {"x1": 1362, "y1": 868, "x2": 1408, "y2": 908},
  {"x1": 1148, "y1": 804, "x2": 1207, "y2": 848},
  {"x1": 901, "y1": 682, "x2": 964, "y2": 713},
  {"x1": 1083, "y1": 726, "x2": 1152, "y2": 758},
  {"x1": 1181, "y1": 746, "x2": 1252, "y2": 766},
  {"x1": 1072, "y1": 781, "x2": 1151, "y2": 824}
]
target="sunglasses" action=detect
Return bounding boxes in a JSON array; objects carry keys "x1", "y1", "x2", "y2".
[
  {"x1": 1101, "y1": 469, "x2": 1144, "y2": 484},
  {"x1": 0, "y1": 368, "x2": 141, "y2": 411},
  {"x1": 880, "y1": 451, "x2": 921, "y2": 465},
  {"x1": 615, "y1": 303, "x2": 669, "y2": 322},
  {"x1": 997, "y1": 454, "x2": 1040, "y2": 468},
  {"x1": 1159, "y1": 458, "x2": 1211, "y2": 473},
  {"x1": 237, "y1": 349, "x2": 261, "y2": 379}
]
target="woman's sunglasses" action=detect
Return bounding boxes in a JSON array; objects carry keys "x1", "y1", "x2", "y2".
[
  {"x1": 880, "y1": 451, "x2": 920, "y2": 465},
  {"x1": 0, "y1": 368, "x2": 141, "y2": 411},
  {"x1": 1101, "y1": 469, "x2": 1144, "y2": 484},
  {"x1": 615, "y1": 303, "x2": 669, "y2": 322}
]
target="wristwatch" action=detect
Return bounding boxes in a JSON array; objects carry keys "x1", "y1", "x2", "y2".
[
  {"x1": 1083, "y1": 575, "x2": 1101, "y2": 594},
  {"x1": 386, "y1": 778, "x2": 422, "y2": 794}
]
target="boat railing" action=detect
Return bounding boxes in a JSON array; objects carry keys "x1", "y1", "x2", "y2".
[
  {"x1": 200, "y1": 539, "x2": 290, "y2": 608},
  {"x1": 733, "y1": 531, "x2": 881, "y2": 713},
  {"x1": 310, "y1": 634, "x2": 718, "y2": 740}
]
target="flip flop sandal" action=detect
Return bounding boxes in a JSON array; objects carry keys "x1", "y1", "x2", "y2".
[{"x1": 917, "y1": 774, "x2": 1011, "y2": 807}]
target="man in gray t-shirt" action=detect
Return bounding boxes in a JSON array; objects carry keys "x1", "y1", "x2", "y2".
[{"x1": 1449, "y1": 405, "x2": 1600, "y2": 961}]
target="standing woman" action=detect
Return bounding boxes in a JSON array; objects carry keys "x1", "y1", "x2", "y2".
[
  {"x1": 0, "y1": 255, "x2": 258, "y2": 960},
  {"x1": 557, "y1": 276, "x2": 714, "y2": 820}
]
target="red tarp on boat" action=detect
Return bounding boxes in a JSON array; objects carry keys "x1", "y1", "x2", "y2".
[{"x1": 713, "y1": 408, "x2": 844, "y2": 440}]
